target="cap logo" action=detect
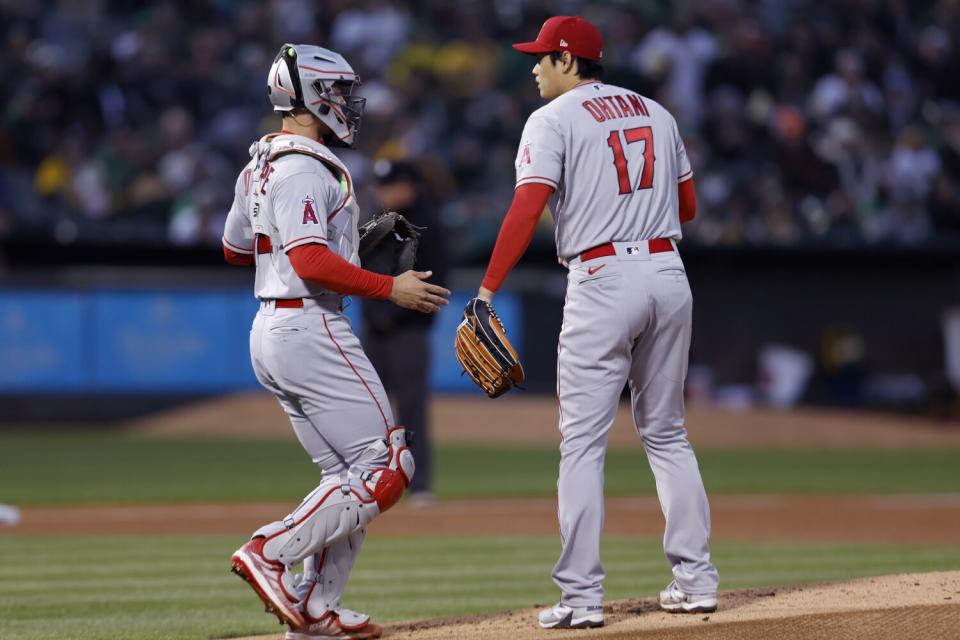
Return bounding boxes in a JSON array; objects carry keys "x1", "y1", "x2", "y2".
[{"x1": 559, "y1": 39, "x2": 568, "y2": 47}]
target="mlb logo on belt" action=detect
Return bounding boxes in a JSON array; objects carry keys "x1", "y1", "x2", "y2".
[{"x1": 625, "y1": 246, "x2": 642, "y2": 255}]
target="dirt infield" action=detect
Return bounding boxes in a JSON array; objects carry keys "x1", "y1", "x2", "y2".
[
  {"x1": 133, "y1": 393, "x2": 960, "y2": 449},
  {"x1": 13, "y1": 393, "x2": 960, "y2": 544},
  {"x1": 9, "y1": 494, "x2": 960, "y2": 544},
  {"x1": 227, "y1": 571, "x2": 960, "y2": 640}
]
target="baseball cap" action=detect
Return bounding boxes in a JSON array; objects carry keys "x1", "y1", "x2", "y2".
[{"x1": 512, "y1": 16, "x2": 603, "y2": 62}]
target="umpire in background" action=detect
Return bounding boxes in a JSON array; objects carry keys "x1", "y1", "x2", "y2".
[{"x1": 362, "y1": 159, "x2": 448, "y2": 501}]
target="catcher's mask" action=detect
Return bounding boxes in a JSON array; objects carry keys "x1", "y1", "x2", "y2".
[{"x1": 268, "y1": 43, "x2": 366, "y2": 147}]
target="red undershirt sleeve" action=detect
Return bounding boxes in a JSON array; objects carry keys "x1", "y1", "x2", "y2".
[
  {"x1": 679, "y1": 177, "x2": 697, "y2": 224},
  {"x1": 287, "y1": 244, "x2": 393, "y2": 300},
  {"x1": 223, "y1": 246, "x2": 254, "y2": 266},
  {"x1": 481, "y1": 182, "x2": 555, "y2": 293}
]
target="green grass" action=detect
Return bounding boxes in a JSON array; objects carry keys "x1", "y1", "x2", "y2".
[
  {"x1": 0, "y1": 534, "x2": 957, "y2": 640},
  {"x1": 0, "y1": 432, "x2": 958, "y2": 505},
  {"x1": 441, "y1": 446, "x2": 960, "y2": 497},
  {"x1": 1, "y1": 431, "x2": 957, "y2": 639}
]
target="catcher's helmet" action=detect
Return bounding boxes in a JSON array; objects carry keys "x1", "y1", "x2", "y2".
[{"x1": 267, "y1": 43, "x2": 366, "y2": 147}]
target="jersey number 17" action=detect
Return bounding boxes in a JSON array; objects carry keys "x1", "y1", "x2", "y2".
[{"x1": 606, "y1": 127, "x2": 654, "y2": 194}]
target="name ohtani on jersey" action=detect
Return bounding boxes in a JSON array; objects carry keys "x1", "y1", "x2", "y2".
[{"x1": 514, "y1": 82, "x2": 693, "y2": 260}]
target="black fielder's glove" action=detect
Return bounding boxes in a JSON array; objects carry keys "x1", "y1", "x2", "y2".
[
  {"x1": 358, "y1": 211, "x2": 422, "y2": 276},
  {"x1": 455, "y1": 298, "x2": 525, "y2": 398}
]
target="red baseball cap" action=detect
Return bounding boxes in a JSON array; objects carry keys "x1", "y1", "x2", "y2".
[{"x1": 512, "y1": 16, "x2": 603, "y2": 62}]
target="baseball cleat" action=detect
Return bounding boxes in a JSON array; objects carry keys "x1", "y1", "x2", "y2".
[
  {"x1": 284, "y1": 608, "x2": 382, "y2": 639},
  {"x1": 658, "y1": 580, "x2": 717, "y2": 613},
  {"x1": 537, "y1": 603, "x2": 604, "y2": 629},
  {"x1": 231, "y1": 536, "x2": 305, "y2": 628}
]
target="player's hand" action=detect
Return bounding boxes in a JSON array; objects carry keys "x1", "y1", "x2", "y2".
[{"x1": 389, "y1": 270, "x2": 450, "y2": 313}]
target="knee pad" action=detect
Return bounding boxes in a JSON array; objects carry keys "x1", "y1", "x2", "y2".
[
  {"x1": 386, "y1": 425, "x2": 415, "y2": 485},
  {"x1": 255, "y1": 428, "x2": 415, "y2": 567},
  {"x1": 343, "y1": 426, "x2": 414, "y2": 514},
  {"x1": 374, "y1": 426, "x2": 415, "y2": 510}
]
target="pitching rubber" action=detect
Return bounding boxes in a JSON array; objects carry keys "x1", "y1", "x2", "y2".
[{"x1": 231, "y1": 548, "x2": 305, "y2": 628}]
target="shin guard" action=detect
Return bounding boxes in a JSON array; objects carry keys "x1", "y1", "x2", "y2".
[{"x1": 255, "y1": 429, "x2": 415, "y2": 568}]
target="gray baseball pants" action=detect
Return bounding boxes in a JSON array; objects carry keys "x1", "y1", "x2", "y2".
[
  {"x1": 249, "y1": 297, "x2": 396, "y2": 609},
  {"x1": 553, "y1": 243, "x2": 719, "y2": 607}
]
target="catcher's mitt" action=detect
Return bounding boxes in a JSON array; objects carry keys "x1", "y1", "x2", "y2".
[
  {"x1": 358, "y1": 211, "x2": 421, "y2": 276},
  {"x1": 455, "y1": 298, "x2": 524, "y2": 398}
]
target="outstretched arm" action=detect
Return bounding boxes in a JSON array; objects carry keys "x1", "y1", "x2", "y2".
[
  {"x1": 288, "y1": 244, "x2": 393, "y2": 298},
  {"x1": 288, "y1": 244, "x2": 450, "y2": 313}
]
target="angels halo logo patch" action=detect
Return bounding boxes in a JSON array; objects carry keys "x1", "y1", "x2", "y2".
[{"x1": 302, "y1": 195, "x2": 319, "y2": 224}]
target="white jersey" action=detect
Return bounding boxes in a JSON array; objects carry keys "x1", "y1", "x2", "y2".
[
  {"x1": 515, "y1": 81, "x2": 693, "y2": 261},
  {"x1": 222, "y1": 133, "x2": 360, "y2": 300}
]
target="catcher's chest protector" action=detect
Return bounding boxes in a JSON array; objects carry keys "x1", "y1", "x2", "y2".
[{"x1": 248, "y1": 133, "x2": 361, "y2": 264}]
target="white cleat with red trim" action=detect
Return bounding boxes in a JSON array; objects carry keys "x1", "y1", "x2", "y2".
[
  {"x1": 231, "y1": 537, "x2": 306, "y2": 628},
  {"x1": 284, "y1": 608, "x2": 382, "y2": 640}
]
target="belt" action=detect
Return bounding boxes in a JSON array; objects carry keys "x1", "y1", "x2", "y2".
[
  {"x1": 264, "y1": 297, "x2": 344, "y2": 312},
  {"x1": 580, "y1": 238, "x2": 673, "y2": 262},
  {"x1": 256, "y1": 235, "x2": 272, "y2": 254}
]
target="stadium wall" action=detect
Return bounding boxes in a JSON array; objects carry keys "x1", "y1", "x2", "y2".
[{"x1": 1, "y1": 246, "x2": 957, "y2": 420}]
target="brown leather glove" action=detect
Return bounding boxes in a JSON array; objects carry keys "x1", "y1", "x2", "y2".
[{"x1": 454, "y1": 298, "x2": 524, "y2": 398}]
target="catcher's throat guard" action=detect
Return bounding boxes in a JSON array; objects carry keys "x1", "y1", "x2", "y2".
[{"x1": 455, "y1": 298, "x2": 525, "y2": 398}]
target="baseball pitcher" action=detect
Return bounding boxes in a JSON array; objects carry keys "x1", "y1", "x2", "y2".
[
  {"x1": 222, "y1": 44, "x2": 449, "y2": 640},
  {"x1": 473, "y1": 16, "x2": 720, "y2": 629}
]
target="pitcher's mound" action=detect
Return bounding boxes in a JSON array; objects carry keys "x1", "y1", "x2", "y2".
[{"x1": 230, "y1": 571, "x2": 959, "y2": 640}]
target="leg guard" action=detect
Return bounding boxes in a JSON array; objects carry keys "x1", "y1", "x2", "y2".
[
  {"x1": 254, "y1": 427, "x2": 414, "y2": 568},
  {"x1": 281, "y1": 527, "x2": 365, "y2": 608},
  {"x1": 286, "y1": 536, "x2": 381, "y2": 640},
  {"x1": 301, "y1": 528, "x2": 366, "y2": 617}
]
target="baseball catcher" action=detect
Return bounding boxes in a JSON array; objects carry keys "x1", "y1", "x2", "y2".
[
  {"x1": 222, "y1": 42, "x2": 449, "y2": 640},
  {"x1": 455, "y1": 298, "x2": 524, "y2": 398}
]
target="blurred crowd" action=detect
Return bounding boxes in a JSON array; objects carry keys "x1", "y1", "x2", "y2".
[{"x1": 2, "y1": 0, "x2": 960, "y2": 259}]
